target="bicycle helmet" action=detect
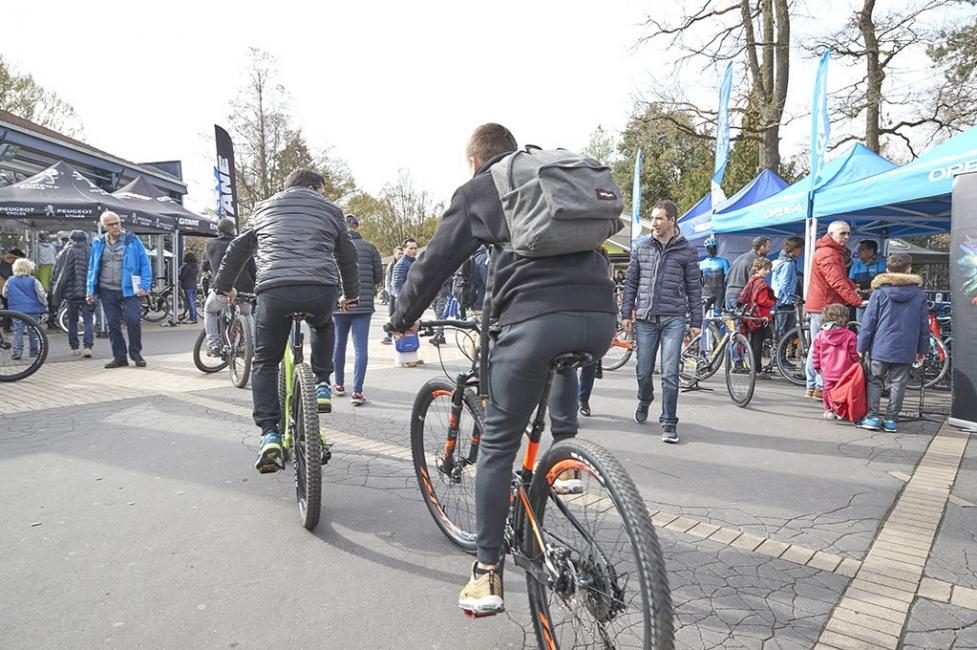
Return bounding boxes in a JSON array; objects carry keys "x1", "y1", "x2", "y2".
[{"x1": 704, "y1": 236, "x2": 719, "y2": 249}]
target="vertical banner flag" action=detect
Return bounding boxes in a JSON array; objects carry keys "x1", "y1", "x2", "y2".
[
  {"x1": 950, "y1": 172, "x2": 977, "y2": 431},
  {"x1": 631, "y1": 149, "x2": 643, "y2": 244},
  {"x1": 712, "y1": 63, "x2": 733, "y2": 207},
  {"x1": 214, "y1": 125, "x2": 239, "y2": 224},
  {"x1": 810, "y1": 51, "x2": 831, "y2": 191}
]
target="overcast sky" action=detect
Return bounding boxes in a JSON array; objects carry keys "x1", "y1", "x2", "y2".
[{"x1": 2, "y1": 0, "x2": 959, "y2": 214}]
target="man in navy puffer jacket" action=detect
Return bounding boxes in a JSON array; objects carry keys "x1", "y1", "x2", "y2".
[{"x1": 621, "y1": 199, "x2": 702, "y2": 443}]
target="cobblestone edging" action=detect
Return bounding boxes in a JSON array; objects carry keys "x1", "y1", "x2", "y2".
[{"x1": 815, "y1": 424, "x2": 971, "y2": 649}]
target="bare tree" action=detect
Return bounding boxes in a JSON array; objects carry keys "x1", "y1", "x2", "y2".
[
  {"x1": 358, "y1": 170, "x2": 443, "y2": 256},
  {"x1": 637, "y1": 0, "x2": 792, "y2": 172},
  {"x1": 810, "y1": 0, "x2": 972, "y2": 155},
  {"x1": 0, "y1": 55, "x2": 82, "y2": 136}
]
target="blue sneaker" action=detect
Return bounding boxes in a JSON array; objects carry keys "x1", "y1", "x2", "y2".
[
  {"x1": 316, "y1": 383, "x2": 332, "y2": 413},
  {"x1": 882, "y1": 420, "x2": 898, "y2": 433},
  {"x1": 857, "y1": 416, "x2": 881, "y2": 431},
  {"x1": 255, "y1": 431, "x2": 284, "y2": 473}
]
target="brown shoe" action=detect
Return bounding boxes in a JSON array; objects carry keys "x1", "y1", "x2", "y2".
[
  {"x1": 804, "y1": 389, "x2": 815, "y2": 398},
  {"x1": 812, "y1": 389, "x2": 823, "y2": 399}
]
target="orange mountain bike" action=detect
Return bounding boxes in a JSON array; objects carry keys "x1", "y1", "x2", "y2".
[{"x1": 409, "y1": 318, "x2": 673, "y2": 649}]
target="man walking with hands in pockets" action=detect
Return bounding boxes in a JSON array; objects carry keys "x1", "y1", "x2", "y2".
[{"x1": 621, "y1": 199, "x2": 702, "y2": 443}]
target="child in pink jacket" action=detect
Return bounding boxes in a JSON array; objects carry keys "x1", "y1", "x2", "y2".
[{"x1": 812, "y1": 303, "x2": 860, "y2": 420}]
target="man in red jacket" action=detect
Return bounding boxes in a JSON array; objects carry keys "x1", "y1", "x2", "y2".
[{"x1": 804, "y1": 221, "x2": 866, "y2": 398}]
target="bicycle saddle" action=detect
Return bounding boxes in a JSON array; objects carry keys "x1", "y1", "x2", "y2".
[{"x1": 550, "y1": 352, "x2": 594, "y2": 370}]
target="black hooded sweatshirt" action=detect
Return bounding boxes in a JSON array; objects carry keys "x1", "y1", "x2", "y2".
[{"x1": 390, "y1": 152, "x2": 615, "y2": 331}]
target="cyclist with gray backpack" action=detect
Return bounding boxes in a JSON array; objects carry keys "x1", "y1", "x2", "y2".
[{"x1": 387, "y1": 123, "x2": 622, "y2": 616}]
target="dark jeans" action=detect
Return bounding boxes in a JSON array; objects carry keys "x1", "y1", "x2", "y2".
[
  {"x1": 749, "y1": 325, "x2": 770, "y2": 371},
  {"x1": 66, "y1": 300, "x2": 95, "y2": 350},
  {"x1": 867, "y1": 360, "x2": 911, "y2": 421},
  {"x1": 578, "y1": 362, "x2": 598, "y2": 403},
  {"x1": 332, "y1": 312, "x2": 371, "y2": 393},
  {"x1": 634, "y1": 315, "x2": 685, "y2": 426},
  {"x1": 775, "y1": 306, "x2": 796, "y2": 337},
  {"x1": 100, "y1": 289, "x2": 142, "y2": 361},
  {"x1": 476, "y1": 310, "x2": 616, "y2": 564},
  {"x1": 251, "y1": 284, "x2": 338, "y2": 433}
]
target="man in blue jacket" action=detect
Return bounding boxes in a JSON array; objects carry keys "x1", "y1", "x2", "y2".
[
  {"x1": 86, "y1": 211, "x2": 152, "y2": 368},
  {"x1": 770, "y1": 236, "x2": 804, "y2": 336},
  {"x1": 621, "y1": 200, "x2": 702, "y2": 443},
  {"x1": 856, "y1": 252, "x2": 929, "y2": 433}
]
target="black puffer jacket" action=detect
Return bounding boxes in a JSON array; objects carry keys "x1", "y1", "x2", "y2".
[
  {"x1": 346, "y1": 231, "x2": 383, "y2": 314},
  {"x1": 214, "y1": 187, "x2": 358, "y2": 298},
  {"x1": 51, "y1": 230, "x2": 90, "y2": 303},
  {"x1": 203, "y1": 235, "x2": 256, "y2": 293},
  {"x1": 621, "y1": 233, "x2": 702, "y2": 327}
]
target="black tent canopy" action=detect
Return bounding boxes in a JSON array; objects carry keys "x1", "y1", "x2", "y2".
[
  {"x1": 114, "y1": 176, "x2": 217, "y2": 237},
  {"x1": 0, "y1": 161, "x2": 174, "y2": 233},
  {"x1": 885, "y1": 238, "x2": 949, "y2": 266}
]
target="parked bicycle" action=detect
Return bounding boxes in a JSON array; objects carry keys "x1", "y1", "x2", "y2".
[
  {"x1": 679, "y1": 308, "x2": 758, "y2": 407},
  {"x1": 192, "y1": 292, "x2": 256, "y2": 388},
  {"x1": 406, "y1": 318, "x2": 673, "y2": 649},
  {"x1": 141, "y1": 280, "x2": 188, "y2": 323},
  {"x1": 0, "y1": 310, "x2": 49, "y2": 381}
]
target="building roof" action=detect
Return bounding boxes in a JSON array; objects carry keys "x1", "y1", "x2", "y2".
[{"x1": 0, "y1": 109, "x2": 187, "y2": 194}]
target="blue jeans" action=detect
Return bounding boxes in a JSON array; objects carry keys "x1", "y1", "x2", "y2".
[
  {"x1": 100, "y1": 289, "x2": 143, "y2": 361},
  {"x1": 775, "y1": 306, "x2": 796, "y2": 337},
  {"x1": 332, "y1": 312, "x2": 372, "y2": 393},
  {"x1": 12, "y1": 312, "x2": 43, "y2": 355},
  {"x1": 805, "y1": 313, "x2": 823, "y2": 390},
  {"x1": 66, "y1": 300, "x2": 95, "y2": 350},
  {"x1": 184, "y1": 288, "x2": 197, "y2": 321},
  {"x1": 635, "y1": 316, "x2": 685, "y2": 426}
]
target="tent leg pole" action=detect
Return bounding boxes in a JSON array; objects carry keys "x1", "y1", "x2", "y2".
[{"x1": 170, "y1": 233, "x2": 180, "y2": 327}]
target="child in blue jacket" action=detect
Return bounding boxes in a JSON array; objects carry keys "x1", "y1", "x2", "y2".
[{"x1": 856, "y1": 253, "x2": 929, "y2": 432}]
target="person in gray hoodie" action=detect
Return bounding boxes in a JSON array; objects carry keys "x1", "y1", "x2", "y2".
[{"x1": 52, "y1": 230, "x2": 94, "y2": 357}]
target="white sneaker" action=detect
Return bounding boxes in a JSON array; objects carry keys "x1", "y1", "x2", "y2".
[
  {"x1": 823, "y1": 410, "x2": 839, "y2": 420},
  {"x1": 552, "y1": 469, "x2": 583, "y2": 495}
]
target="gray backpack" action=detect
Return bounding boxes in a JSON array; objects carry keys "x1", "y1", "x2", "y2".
[{"x1": 491, "y1": 146, "x2": 624, "y2": 257}]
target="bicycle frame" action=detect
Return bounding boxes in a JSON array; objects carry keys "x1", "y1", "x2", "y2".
[{"x1": 281, "y1": 318, "x2": 304, "y2": 444}]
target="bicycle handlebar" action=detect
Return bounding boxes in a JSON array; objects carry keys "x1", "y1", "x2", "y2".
[{"x1": 382, "y1": 319, "x2": 481, "y2": 334}]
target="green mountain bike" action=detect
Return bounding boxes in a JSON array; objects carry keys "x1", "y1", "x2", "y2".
[{"x1": 277, "y1": 312, "x2": 326, "y2": 531}]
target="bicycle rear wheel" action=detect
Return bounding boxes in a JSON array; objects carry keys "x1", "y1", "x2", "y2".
[
  {"x1": 602, "y1": 326, "x2": 633, "y2": 372},
  {"x1": 293, "y1": 362, "x2": 322, "y2": 531},
  {"x1": 774, "y1": 327, "x2": 808, "y2": 386},
  {"x1": 228, "y1": 314, "x2": 254, "y2": 388},
  {"x1": 526, "y1": 438, "x2": 673, "y2": 650},
  {"x1": 410, "y1": 378, "x2": 482, "y2": 552},
  {"x1": 906, "y1": 335, "x2": 950, "y2": 389},
  {"x1": 725, "y1": 333, "x2": 756, "y2": 407},
  {"x1": 0, "y1": 311, "x2": 49, "y2": 382},
  {"x1": 192, "y1": 330, "x2": 228, "y2": 373}
]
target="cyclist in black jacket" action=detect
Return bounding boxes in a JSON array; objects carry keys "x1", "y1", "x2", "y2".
[
  {"x1": 215, "y1": 169, "x2": 359, "y2": 473},
  {"x1": 388, "y1": 124, "x2": 616, "y2": 616}
]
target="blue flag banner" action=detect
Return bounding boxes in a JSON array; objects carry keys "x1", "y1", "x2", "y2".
[
  {"x1": 810, "y1": 51, "x2": 831, "y2": 191},
  {"x1": 631, "y1": 149, "x2": 643, "y2": 243},
  {"x1": 712, "y1": 63, "x2": 733, "y2": 206}
]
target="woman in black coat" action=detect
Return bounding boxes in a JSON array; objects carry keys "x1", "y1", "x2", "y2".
[{"x1": 179, "y1": 252, "x2": 199, "y2": 323}]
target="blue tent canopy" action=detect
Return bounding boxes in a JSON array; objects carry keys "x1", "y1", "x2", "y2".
[
  {"x1": 679, "y1": 169, "x2": 789, "y2": 241},
  {"x1": 812, "y1": 124, "x2": 977, "y2": 236},
  {"x1": 712, "y1": 143, "x2": 896, "y2": 235}
]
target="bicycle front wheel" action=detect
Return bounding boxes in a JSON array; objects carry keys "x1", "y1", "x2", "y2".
[
  {"x1": 410, "y1": 378, "x2": 482, "y2": 552},
  {"x1": 0, "y1": 311, "x2": 49, "y2": 382},
  {"x1": 141, "y1": 294, "x2": 168, "y2": 322},
  {"x1": 192, "y1": 330, "x2": 228, "y2": 373},
  {"x1": 526, "y1": 438, "x2": 673, "y2": 650},
  {"x1": 293, "y1": 362, "x2": 322, "y2": 531},
  {"x1": 725, "y1": 333, "x2": 756, "y2": 407},
  {"x1": 602, "y1": 326, "x2": 633, "y2": 372},
  {"x1": 228, "y1": 314, "x2": 253, "y2": 388}
]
